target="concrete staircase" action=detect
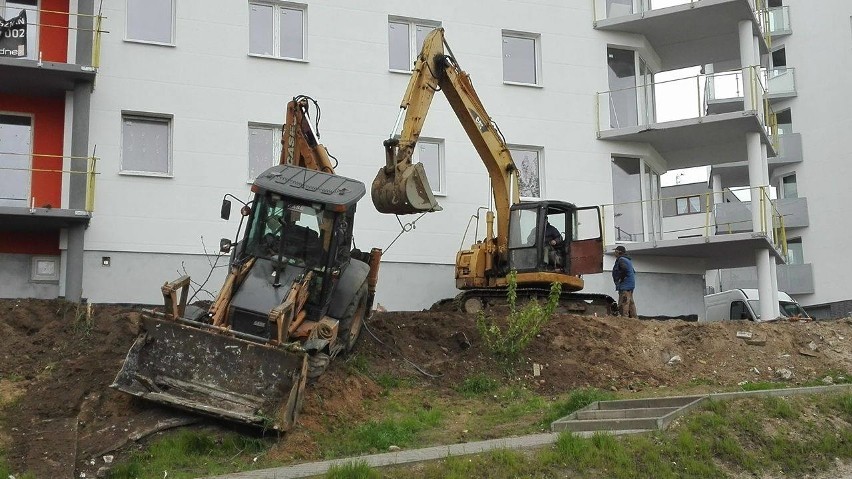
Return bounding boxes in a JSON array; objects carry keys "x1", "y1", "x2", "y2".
[{"x1": 551, "y1": 395, "x2": 706, "y2": 433}]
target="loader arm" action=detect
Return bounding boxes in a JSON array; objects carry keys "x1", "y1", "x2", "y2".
[
  {"x1": 373, "y1": 28, "x2": 520, "y2": 255},
  {"x1": 280, "y1": 96, "x2": 336, "y2": 174}
]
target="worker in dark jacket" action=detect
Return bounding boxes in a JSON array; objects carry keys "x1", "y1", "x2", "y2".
[
  {"x1": 543, "y1": 221, "x2": 564, "y2": 270},
  {"x1": 612, "y1": 245, "x2": 637, "y2": 318}
]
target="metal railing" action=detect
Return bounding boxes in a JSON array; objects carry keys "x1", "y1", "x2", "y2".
[
  {"x1": 600, "y1": 185, "x2": 788, "y2": 255},
  {"x1": 705, "y1": 67, "x2": 796, "y2": 103},
  {"x1": 0, "y1": 152, "x2": 99, "y2": 212},
  {"x1": 596, "y1": 67, "x2": 775, "y2": 139},
  {"x1": 3, "y1": 7, "x2": 107, "y2": 67}
]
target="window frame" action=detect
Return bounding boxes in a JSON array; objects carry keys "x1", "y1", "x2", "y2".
[
  {"x1": 247, "y1": 122, "x2": 282, "y2": 183},
  {"x1": 501, "y1": 29, "x2": 542, "y2": 87},
  {"x1": 119, "y1": 112, "x2": 174, "y2": 178},
  {"x1": 247, "y1": 1, "x2": 308, "y2": 62},
  {"x1": 675, "y1": 195, "x2": 701, "y2": 215},
  {"x1": 387, "y1": 16, "x2": 441, "y2": 73},
  {"x1": 780, "y1": 173, "x2": 798, "y2": 199},
  {"x1": 124, "y1": 0, "x2": 176, "y2": 46},
  {"x1": 509, "y1": 145, "x2": 545, "y2": 200},
  {"x1": 412, "y1": 137, "x2": 445, "y2": 196}
]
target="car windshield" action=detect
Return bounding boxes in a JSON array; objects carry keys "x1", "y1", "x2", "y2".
[
  {"x1": 244, "y1": 194, "x2": 329, "y2": 269},
  {"x1": 747, "y1": 299, "x2": 808, "y2": 319}
]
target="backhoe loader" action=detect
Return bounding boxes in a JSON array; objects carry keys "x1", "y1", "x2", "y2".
[
  {"x1": 372, "y1": 28, "x2": 615, "y2": 315},
  {"x1": 112, "y1": 96, "x2": 381, "y2": 430}
]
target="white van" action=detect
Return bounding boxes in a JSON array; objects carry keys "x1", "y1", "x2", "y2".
[{"x1": 703, "y1": 289, "x2": 810, "y2": 322}]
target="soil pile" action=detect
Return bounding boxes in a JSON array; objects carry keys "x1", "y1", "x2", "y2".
[{"x1": 1, "y1": 298, "x2": 851, "y2": 477}]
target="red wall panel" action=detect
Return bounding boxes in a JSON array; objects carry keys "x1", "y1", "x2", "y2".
[
  {"x1": 0, "y1": 93, "x2": 65, "y2": 255},
  {"x1": 0, "y1": 232, "x2": 60, "y2": 255},
  {"x1": 40, "y1": 0, "x2": 70, "y2": 63}
]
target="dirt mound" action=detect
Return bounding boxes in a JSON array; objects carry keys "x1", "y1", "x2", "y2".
[
  {"x1": 358, "y1": 311, "x2": 852, "y2": 394},
  {"x1": 2, "y1": 299, "x2": 851, "y2": 477}
]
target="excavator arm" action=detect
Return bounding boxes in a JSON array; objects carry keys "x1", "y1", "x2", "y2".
[{"x1": 372, "y1": 28, "x2": 520, "y2": 254}]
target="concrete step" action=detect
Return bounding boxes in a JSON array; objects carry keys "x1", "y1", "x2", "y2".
[
  {"x1": 552, "y1": 416, "x2": 658, "y2": 433},
  {"x1": 575, "y1": 406, "x2": 680, "y2": 420},
  {"x1": 551, "y1": 395, "x2": 707, "y2": 434}
]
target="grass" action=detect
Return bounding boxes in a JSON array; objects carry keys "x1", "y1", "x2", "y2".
[
  {"x1": 455, "y1": 374, "x2": 499, "y2": 398},
  {"x1": 317, "y1": 404, "x2": 443, "y2": 458},
  {"x1": 108, "y1": 429, "x2": 269, "y2": 479},
  {"x1": 325, "y1": 460, "x2": 380, "y2": 479},
  {"x1": 374, "y1": 392, "x2": 852, "y2": 478}
]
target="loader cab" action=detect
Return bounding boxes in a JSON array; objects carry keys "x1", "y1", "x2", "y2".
[{"x1": 507, "y1": 201, "x2": 604, "y2": 276}]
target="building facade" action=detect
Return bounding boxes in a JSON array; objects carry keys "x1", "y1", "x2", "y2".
[{"x1": 1, "y1": 0, "x2": 846, "y2": 319}]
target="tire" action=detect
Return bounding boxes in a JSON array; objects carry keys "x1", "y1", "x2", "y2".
[
  {"x1": 307, "y1": 352, "x2": 330, "y2": 382},
  {"x1": 338, "y1": 282, "x2": 368, "y2": 354}
]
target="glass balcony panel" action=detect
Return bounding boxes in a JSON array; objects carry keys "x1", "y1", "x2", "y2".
[
  {"x1": 767, "y1": 6, "x2": 791, "y2": 34},
  {"x1": 766, "y1": 67, "x2": 796, "y2": 97}
]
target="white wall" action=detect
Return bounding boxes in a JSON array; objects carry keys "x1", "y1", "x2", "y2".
[
  {"x1": 769, "y1": 0, "x2": 852, "y2": 307},
  {"x1": 81, "y1": 0, "x2": 704, "y2": 308}
]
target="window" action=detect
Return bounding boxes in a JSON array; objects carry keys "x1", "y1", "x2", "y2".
[
  {"x1": 248, "y1": 123, "x2": 282, "y2": 181},
  {"x1": 510, "y1": 147, "x2": 543, "y2": 199},
  {"x1": 786, "y1": 237, "x2": 803, "y2": 265},
  {"x1": 502, "y1": 31, "x2": 540, "y2": 85},
  {"x1": 0, "y1": 114, "x2": 32, "y2": 207},
  {"x1": 120, "y1": 114, "x2": 172, "y2": 176},
  {"x1": 126, "y1": 0, "x2": 174, "y2": 44},
  {"x1": 1, "y1": 0, "x2": 38, "y2": 59},
  {"x1": 676, "y1": 195, "x2": 701, "y2": 215},
  {"x1": 413, "y1": 139, "x2": 444, "y2": 195},
  {"x1": 388, "y1": 18, "x2": 439, "y2": 71},
  {"x1": 730, "y1": 300, "x2": 752, "y2": 321},
  {"x1": 781, "y1": 174, "x2": 798, "y2": 199},
  {"x1": 249, "y1": 2, "x2": 306, "y2": 60}
]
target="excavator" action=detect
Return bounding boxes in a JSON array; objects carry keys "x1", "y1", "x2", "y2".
[
  {"x1": 112, "y1": 96, "x2": 382, "y2": 430},
  {"x1": 372, "y1": 28, "x2": 615, "y2": 315}
]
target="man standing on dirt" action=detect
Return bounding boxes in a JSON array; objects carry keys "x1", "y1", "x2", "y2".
[{"x1": 612, "y1": 245, "x2": 637, "y2": 318}]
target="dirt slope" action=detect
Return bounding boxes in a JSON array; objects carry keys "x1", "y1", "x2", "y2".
[{"x1": 1, "y1": 298, "x2": 851, "y2": 477}]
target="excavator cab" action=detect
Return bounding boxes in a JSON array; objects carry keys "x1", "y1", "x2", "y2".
[{"x1": 507, "y1": 201, "x2": 605, "y2": 279}]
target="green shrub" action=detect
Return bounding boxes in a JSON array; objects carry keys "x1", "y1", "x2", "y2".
[{"x1": 476, "y1": 270, "x2": 561, "y2": 365}]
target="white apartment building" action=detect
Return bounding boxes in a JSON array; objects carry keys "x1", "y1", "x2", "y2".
[{"x1": 2, "y1": 0, "x2": 848, "y2": 319}]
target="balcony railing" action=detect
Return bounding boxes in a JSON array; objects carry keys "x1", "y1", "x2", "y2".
[
  {"x1": 760, "y1": 6, "x2": 792, "y2": 36},
  {"x1": 597, "y1": 67, "x2": 773, "y2": 136},
  {"x1": 0, "y1": 152, "x2": 99, "y2": 213},
  {"x1": 1, "y1": 7, "x2": 107, "y2": 68},
  {"x1": 706, "y1": 67, "x2": 796, "y2": 104},
  {"x1": 602, "y1": 185, "x2": 788, "y2": 255}
]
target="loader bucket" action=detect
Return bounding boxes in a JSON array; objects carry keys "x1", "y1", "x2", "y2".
[
  {"x1": 371, "y1": 162, "x2": 442, "y2": 214},
  {"x1": 111, "y1": 315, "x2": 307, "y2": 431}
]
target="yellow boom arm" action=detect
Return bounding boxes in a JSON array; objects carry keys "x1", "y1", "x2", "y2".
[{"x1": 372, "y1": 28, "x2": 520, "y2": 253}]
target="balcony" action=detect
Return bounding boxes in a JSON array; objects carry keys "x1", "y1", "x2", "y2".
[
  {"x1": 714, "y1": 196, "x2": 808, "y2": 233},
  {"x1": 594, "y1": 0, "x2": 768, "y2": 70},
  {"x1": 718, "y1": 263, "x2": 814, "y2": 295},
  {"x1": 706, "y1": 67, "x2": 796, "y2": 114},
  {"x1": 0, "y1": 154, "x2": 98, "y2": 232},
  {"x1": 0, "y1": 6, "x2": 105, "y2": 95},
  {"x1": 605, "y1": 186, "x2": 787, "y2": 269},
  {"x1": 710, "y1": 132, "x2": 803, "y2": 188},
  {"x1": 761, "y1": 6, "x2": 792, "y2": 37},
  {"x1": 597, "y1": 68, "x2": 777, "y2": 169}
]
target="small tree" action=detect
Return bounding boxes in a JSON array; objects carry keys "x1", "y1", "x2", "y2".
[{"x1": 476, "y1": 270, "x2": 562, "y2": 367}]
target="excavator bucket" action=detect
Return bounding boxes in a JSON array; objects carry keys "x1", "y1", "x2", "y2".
[
  {"x1": 372, "y1": 139, "x2": 442, "y2": 215},
  {"x1": 111, "y1": 315, "x2": 308, "y2": 431}
]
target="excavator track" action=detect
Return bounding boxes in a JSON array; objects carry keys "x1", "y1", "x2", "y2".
[{"x1": 453, "y1": 288, "x2": 617, "y2": 317}]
